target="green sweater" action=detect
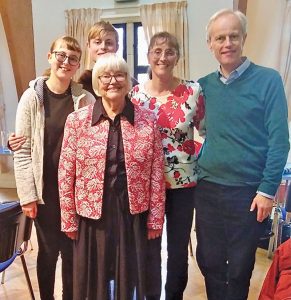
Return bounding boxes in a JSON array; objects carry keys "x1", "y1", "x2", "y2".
[{"x1": 198, "y1": 62, "x2": 289, "y2": 196}]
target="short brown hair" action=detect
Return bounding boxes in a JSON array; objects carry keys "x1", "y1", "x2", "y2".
[
  {"x1": 87, "y1": 21, "x2": 119, "y2": 45},
  {"x1": 148, "y1": 31, "x2": 180, "y2": 60},
  {"x1": 45, "y1": 36, "x2": 82, "y2": 76},
  {"x1": 50, "y1": 36, "x2": 82, "y2": 55}
]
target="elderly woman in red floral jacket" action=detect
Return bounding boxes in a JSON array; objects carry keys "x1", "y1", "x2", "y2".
[{"x1": 58, "y1": 53, "x2": 165, "y2": 300}]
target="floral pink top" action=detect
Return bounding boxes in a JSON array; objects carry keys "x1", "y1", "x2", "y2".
[{"x1": 130, "y1": 80, "x2": 205, "y2": 189}]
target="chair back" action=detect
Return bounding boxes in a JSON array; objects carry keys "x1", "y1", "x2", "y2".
[{"x1": 0, "y1": 202, "x2": 32, "y2": 263}]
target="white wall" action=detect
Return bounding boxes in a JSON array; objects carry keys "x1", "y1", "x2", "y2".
[
  {"x1": 243, "y1": 0, "x2": 286, "y2": 70},
  {"x1": 31, "y1": 0, "x2": 232, "y2": 79}
]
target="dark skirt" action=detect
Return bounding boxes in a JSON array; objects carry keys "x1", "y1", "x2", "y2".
[{"x1": 72, "y1": 187, "x2": 161, "y2": 300}]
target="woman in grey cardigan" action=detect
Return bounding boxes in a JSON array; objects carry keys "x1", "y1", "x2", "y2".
[{"x1": 13, "y1": 36, "x2": 95, "y2": 300}]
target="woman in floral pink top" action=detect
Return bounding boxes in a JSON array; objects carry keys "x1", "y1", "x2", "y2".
[{"x1": 130, "y1": 31, "x2": 205, "y2": 300}]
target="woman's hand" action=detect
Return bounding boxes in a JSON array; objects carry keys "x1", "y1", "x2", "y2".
[
  {"x1": 148, "y1": 228, "x2": 163, "y2": 240},
  {"x1": 8, "y1": 133, "x2": 26, "y2": 151},
  {"x1": 22, "y1": 201, "x2": 38, "y2": 219},
  {"x1": 65, "y1": 231, "x2": 78, "y2": 240}
]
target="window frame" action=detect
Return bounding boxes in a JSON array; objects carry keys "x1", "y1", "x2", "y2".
[
  {"x1": 133, "y1": 22, "x2": 148, "y2": 80},
  {"x1": 109, "y1": 20, "x2": 149, "y2": 83},
  {"x1": 112, "y1": 23, "x2": 127, "y2": 61}
]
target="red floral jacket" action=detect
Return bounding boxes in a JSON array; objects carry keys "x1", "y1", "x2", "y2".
[{"x1": 58, "y1": 103, "x2": 165, "y2": 232}]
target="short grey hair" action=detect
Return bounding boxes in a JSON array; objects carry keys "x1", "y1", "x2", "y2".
[
  {"x1": 92, "y1": 53, "x2": 132, "y2": 96},
  {"x1": 206, "y1": 9, "x2": 247, "y2": 41}
]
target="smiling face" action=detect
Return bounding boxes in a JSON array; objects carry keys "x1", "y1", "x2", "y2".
[
  {"x1": 48, "y1": 41, "x2": 81, "y2": 80},
  {"x1": 208, "y1": 12, "x2": 247, "y2": 76},
  {"x1": 87, "y1": 22, "x2": 119, "y2": 63},
  {"x1": 92, "y1": 53, "x2": 131, "y2": 102},
  {"x1": 147, "y1": 38, "x2": 179, "y2": 79},
  {"x1": 98, "y1": 71, "x2": 129, "y2": 101},
  {"x1": 88, "y1": 32, "x2": 118, "y2": 62}
]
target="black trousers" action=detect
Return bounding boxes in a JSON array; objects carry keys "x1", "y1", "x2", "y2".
[
  {"x1": 35, "y1": 204, "x2": 73, "y2": 300},
  {"x1": 195, "y1": 180, "x2": 268, "y2": 300},
  {"x1": 165, "y1": 187, "x2": 195, "y2": 300}
]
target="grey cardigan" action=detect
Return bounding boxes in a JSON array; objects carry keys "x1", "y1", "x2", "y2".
[{"x1": 14, "y1": 77, "x2": 95, "y2": 206}]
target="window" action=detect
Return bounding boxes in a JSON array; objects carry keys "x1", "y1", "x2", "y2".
[
  {"x1": 112, "y1": 22, "x2": 148, "y2": 84},
  {"x1": 113, "y1": 23, "x2": 126, "y2": 60},
  {"x1": 133, "y1": 22, "x2": 148, "y2": 84}
]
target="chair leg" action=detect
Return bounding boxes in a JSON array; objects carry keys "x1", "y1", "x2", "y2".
[
  {"x1": 267, "y1": 206, "x2": 282, "y2": 259},
  {"x1": 20, "y1": 255, "x2": 35, "y2": 300},
  {"x1": 1, "y1": 270, "x2": 5, "y2": 284}
]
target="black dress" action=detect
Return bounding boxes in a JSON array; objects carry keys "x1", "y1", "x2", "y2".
[{"x1": 73, "y1": 101, "x2": 161, "y2": 300}]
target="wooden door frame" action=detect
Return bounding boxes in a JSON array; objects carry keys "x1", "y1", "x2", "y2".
[{"x1": 0, "y1": 0, "x2": 35, "y2": 99}]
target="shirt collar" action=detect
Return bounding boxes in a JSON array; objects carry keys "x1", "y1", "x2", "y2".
[
  {"x1": 217, "y1": 57, "x2": 250, "y2": 84},
  {"x1": 234, "y1": 57, "x2": 250, "y2": 77},
  {"x1": 91, "y1": 95, "x2": 134, "y2": 126}
]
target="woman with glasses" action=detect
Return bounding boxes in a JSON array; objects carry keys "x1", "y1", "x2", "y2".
[
  {"x1": 58, "y1": 53, "x2": 165, "y2": 300},
  {"x1": 13, "y1": 36, "x2": 95, "y2": 300},
  {"x1": 130, "y1": 31, "x2": 205, "y2": 300}
]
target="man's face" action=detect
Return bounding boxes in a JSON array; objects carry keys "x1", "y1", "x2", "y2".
[
  {"x1": 208, "y1": 13, "x2": 246, "y2": 74},
  {"x1": 88, "y1": 32, "x2": 118, "y2": 62}
]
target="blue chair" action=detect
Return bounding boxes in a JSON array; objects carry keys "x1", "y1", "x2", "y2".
[
  {"x1": 0, "y1": 201, "x2": 35, "y2": 300},
  {"x1": 267, "y1": 173, "x2": 291, "y2": 258}
]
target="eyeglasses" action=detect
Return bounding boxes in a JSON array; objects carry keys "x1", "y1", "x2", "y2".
[
  {"x1": 98, "y1": 73, "x2": 127, "y2": 84},
  {"x1": 52, "y1": 51, "x2": 80, "y2": 66},
  {"x1": 149, "y1": 49, "x2": 177, "y2": 59}
]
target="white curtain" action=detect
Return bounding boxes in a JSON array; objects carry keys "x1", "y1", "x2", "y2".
[
  {"x1": 278, "y1": 0, "x2": 291, "y2": 119},
  {"x1": 65, "y1": 8, "x2": 102, "y2": 80},
  {"x1": 140, "y1": 1, "x2": 189, "y2": 79}
]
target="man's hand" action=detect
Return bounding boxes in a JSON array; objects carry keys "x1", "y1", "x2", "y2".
[
  {"x1": 148, "y1": 228, "x2": 163, "y2": 240},
  {"x1": 8, "y1": 133, "x2": 26, "y2": 151},
  {"x1": 250, "y1": 194, "x2": 273, "y2": 222},
  {"x1": 65, "y1": 231, "x2": 78, "y2": 240},
  {"x1": 22, "y1": 201, "x2": 38, "y2": 219}
]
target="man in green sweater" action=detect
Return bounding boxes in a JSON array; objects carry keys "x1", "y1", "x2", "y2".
[{"x1": 195, "y1": 8, "x2": 289, "y2": 300}]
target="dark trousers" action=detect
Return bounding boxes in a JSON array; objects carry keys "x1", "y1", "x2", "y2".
[
  {"x1": 146, "y1": 237, "x2": 162, "y2": 300},
  {"x1": 35, "y1": 205, "x2": 73, "y2": 300},
  {"x1": 165, "y1": 187, "x2": 195, "y2": 300},
  {"x1": 195, "y1": 180, "x2": 268, "y2": 300}
]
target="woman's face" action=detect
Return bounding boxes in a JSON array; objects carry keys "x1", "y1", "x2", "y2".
[
  {"x1": 48, "y1": 43, "x2": 80, "y2": 80},
  {"x1": 98, "y1": 70, "x2": 129, "y2": 101},
  {"x1": 147, "y1": 39, "x2": 178, "y2": 78}
]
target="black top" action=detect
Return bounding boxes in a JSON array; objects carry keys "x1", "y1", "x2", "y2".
[
  {"x1": 42, "y1": 82, "x2": 74, "y2": 206},
  {"x1": 91, "y1": 97, "x2": 134, "y2": 194}
]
